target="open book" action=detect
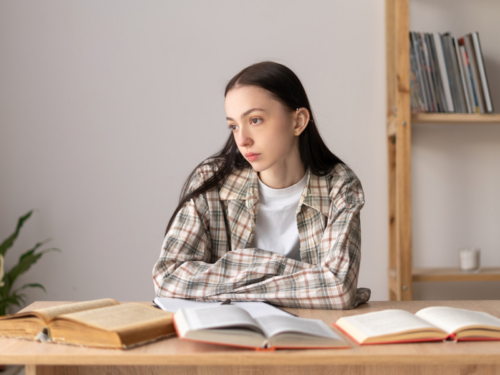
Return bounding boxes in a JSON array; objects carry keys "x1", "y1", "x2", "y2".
[
  {"x1": 173, "y1": 305, "x2": 349, "y2": 350},
  {"x1": 154, "y1": 297, "x2": 296, "y2": 318},
  {"x1": 334, "y1": 306, "x2": 500, "y2": 345},
  {"x1": 0, "y1": 298, "x2": 175, "y2": 349}
]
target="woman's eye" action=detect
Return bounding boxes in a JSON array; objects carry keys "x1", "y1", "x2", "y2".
[{"x1": 228, "y1": 119, "x2": 260, "y2": 131}]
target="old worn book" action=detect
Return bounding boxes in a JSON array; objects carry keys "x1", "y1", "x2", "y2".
[
  {"x1": 173, "y1": 305, "x2": 349, "y2": 350},
  {"x1": 0, "y1": 298, "x2": 175, "y2": 349},
  {"x1": 334, "y1": 306, "x2": 500, "y2": 345}
]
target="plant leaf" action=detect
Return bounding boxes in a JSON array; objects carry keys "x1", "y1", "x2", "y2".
[
  {"x1": 13, "y1": 283, "x2": 46, "y2": 294},
  {"x1": 0, "y1": 210, "x2": 33, "y2": 257},
  {"x1": 18, "y1": 239, "x2": 51, "y2": 264},
  {"x1": 9, "y1": 297, "x2": 21, "y2": 307},
  {"x1": 3, "y1": 292, "x2": 26, "y2": 308},
  {"x1": 6, "y1": 247, "x2": 60, "y2": 288},
  {"x1": 17, "y1": 293, "x2": 27, "y2": 305}
]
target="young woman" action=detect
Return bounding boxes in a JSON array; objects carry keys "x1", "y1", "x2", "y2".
[{"x1": 152, "y1": 61, "x2": 371, "y2": 309}]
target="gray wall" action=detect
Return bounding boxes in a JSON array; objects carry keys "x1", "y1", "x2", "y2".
[{"x1": 0, "y1": 0, "x2": 498, "y2": 309}]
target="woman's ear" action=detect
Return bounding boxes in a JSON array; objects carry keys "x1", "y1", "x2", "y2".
[{"x1": 293, "y1": 108, "x2": 310, "y2": 136}]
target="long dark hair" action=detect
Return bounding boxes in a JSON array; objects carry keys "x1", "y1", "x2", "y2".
[{"x1": 164, "y1": 61, "x2": 345, "y2": 235}]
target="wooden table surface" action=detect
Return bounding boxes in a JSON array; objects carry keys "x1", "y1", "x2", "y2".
[{"x1": 1, "y1": 300, "x2": 500, "y2": 367}]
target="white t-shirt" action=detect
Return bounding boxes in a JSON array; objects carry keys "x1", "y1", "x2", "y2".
[{"x1": 249, "y1": 172, "x2": 308, "y2": 261}]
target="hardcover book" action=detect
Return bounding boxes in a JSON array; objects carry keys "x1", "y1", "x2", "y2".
[
  {"x1": 0, "y1": 298, "x2": 175, "y2": 349},
  {"x1": 173, "y1": 304, "x2": 349, "y2": 350},
  {"x1": 334, "y1": 306, "x2": 500, "y2": 345}
]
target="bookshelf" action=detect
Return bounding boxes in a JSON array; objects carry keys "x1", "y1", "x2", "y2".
[{"x1": 385, "y1": 0, "x2": 500, "y2": 301}]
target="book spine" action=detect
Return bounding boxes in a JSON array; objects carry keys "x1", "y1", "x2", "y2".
[
  {"x1": 409, "y1": 48, "x2": 419, "y2": 113},
  {"x1": 411, "y1": 32, "x2": 429, "y2": 111},
  {"x1": 441, "y1": 34, "x2": 458, "y2": 113},
  {"x1": 433, "y1": 32, "x2": 453, "y2": 112},
  {"x1": 464, "y1": 33, "x2": 486, "y2": 113},
  {"x1": 447, "y1": 36, "x2": 464, "y2": 113},
  {"x1": 421, "y1": 32, "x2": 437, "y2": 112},
  {"x1": 459, "y1": 37, "x2": 480, "y2": 112},
  {"x1": 411, "y1": 32, "x2": 429, "y2": 112},
  {"x1": 450, "y1": 37, "x2": 467, "y2": 113},
  {"x1": 410, "y1": 33, "x2": 426, "y2": 113},
  {"x1": 453, "y1": 38, "x2": 471, "y2": 113},
  {"x1": 472, "y1": 32, "x2": 494, "y2": 113},
  {"x1": 417, "y1": 32, "x2": 433, "y2": 111},
  {"x1": 427, "y1": 33, "x2": 446, "y2": 112},
  {"x1": 458, "y1": 45, "x2": 475, "y2": 113}
]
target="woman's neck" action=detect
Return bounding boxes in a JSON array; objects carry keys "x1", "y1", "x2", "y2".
[{"x1": 258, "y1": 162, "x2": 306, "y2": 189}]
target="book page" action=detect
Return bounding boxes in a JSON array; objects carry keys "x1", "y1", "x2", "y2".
[
  {"x1": 416, "y1": 307, "x2": 500, "y2": 335},
  {"x1": 337, "y1": 309, "x2": 442, "y2": 338},
  {"x1": 256, "y1": 315, "x2": 341, "y2": 340},
  {"x1": 57, "y1": 303, "x2": 172, "y2": 331},
  {"x1": 35, "y1": 298, "x2": 119, "y2": 323},
  {"x1": 230, "y1": 302, "x2": 293, "y2": 318},
  {"x1": 184, "y1": 328, "x2": 266, "y2": 349},
  {"x1": 154, "y1": 298, "x2": 292, "y2": 318},
  {"x1": 181, "y1": 305, "x2": 264, "y2": 335}
]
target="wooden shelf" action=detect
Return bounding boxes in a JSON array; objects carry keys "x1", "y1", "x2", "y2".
[
  {"x1": 386, "y1": 0, "x2": 500, "y2": 300},
  {"x1": 412, "y1": 267, "x2": 500, "y2": 282},
  {"x1": 412, "y1": 113, "x2": 500, "y2": 124}
]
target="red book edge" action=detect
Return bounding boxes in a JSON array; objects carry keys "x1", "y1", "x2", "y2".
[
  {"x1": 332, "y1": 323, "x2": 449, "y2": 345},
  {"x1": 455, "y1": 336, "x2": 500, "y2": 342},
  {"x1": 172, "y1": 314, "x2": 348, "y2": 350}
]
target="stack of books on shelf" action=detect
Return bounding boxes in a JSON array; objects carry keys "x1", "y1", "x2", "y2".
[{"x1": 410, "y1": 31, "x2": 494, "y2": 114}]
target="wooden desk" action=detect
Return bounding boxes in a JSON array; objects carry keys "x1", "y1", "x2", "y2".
[{"x1": 1, "y1": 300, "x2": 500, "y2": 375}]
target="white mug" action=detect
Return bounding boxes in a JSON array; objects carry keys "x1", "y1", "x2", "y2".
[{"x1": 459, "y1": 247, "x2": 480, "y2": 273}]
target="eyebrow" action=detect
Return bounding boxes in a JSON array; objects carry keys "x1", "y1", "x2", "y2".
[{"x1": 226, "y1": 108, "x2": 266, "y2": 121}]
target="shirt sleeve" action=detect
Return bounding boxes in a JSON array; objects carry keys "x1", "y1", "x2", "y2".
[
  {"x1": 152, "y1": 166, "x2": 370, "y2": 310},
  {"x1": 152, "y1": 164, "x2": 305, "y2": 299},
  {"x1": 152, "y1": 192, "x2": 297, "y2": 299}
]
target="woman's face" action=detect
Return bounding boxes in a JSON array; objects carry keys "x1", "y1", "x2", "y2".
[{"x1": 225, "y1": 85, "x2": 302, "y2": 173}]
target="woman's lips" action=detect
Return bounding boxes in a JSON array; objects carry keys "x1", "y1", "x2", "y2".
[{"x1": 245, "y1": 153, "x2": 260, "y2": 161}]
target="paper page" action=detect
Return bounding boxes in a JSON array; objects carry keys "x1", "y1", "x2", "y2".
[
  {"x1": 58, "y1": 303, "x2": 172, "y2": 331},
  {"x1": 256, "y1": 315, "x2": 342, "y2": 340},
  {"x1": 338, "y1": 309, "x2": 440, "y2": 338},
  {"x1": 35, "y1": 298, "x2": 119, "y2": 323},
  {"x1": 232, "y1": 302, "x2": 293, "y2": 318},
  {"x1": 154, "y1": 297, "x2": 291, "y2": 318},
  {"x1": 180, "y1": 305, "x2": 264, "y2": 335},
  {"x1": 416, "y1": 307, "x2": 500, "y2": 335}
]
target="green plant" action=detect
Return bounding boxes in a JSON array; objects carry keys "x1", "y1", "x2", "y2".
[{"x1": 0, "y1": 210, "x2": 60, "y2": 316}]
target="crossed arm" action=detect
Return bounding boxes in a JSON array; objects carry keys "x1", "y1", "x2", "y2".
[{"x1": 152, "y1": 179, "x2": 370, "y2": 310}]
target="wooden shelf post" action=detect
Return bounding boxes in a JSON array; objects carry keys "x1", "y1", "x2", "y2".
[{"x1": 386, "y1": 0, "x2": 412, "y2": 300}]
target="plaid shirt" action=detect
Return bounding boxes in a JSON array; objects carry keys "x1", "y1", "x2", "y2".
[{"x1": 153, "y1": 159, "x2": 371, "y2": 309}]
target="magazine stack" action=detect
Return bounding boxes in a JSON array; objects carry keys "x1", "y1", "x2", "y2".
[{"x1": 410, "y1": 31, "x2": 493, "y2": 114}]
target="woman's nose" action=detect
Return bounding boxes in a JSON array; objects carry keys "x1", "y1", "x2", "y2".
[{"x1": 236, "y1": 128, "x2": 253, "y2": 148}]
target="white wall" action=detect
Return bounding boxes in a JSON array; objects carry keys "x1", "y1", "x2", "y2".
[{"x1": 0, "y1": 0, "x2": 497, "y2": 310}]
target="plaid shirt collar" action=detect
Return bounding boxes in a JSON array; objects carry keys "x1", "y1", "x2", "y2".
[{"x1": 219, "y1": 166, "x2": 331, "y2": 218}]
